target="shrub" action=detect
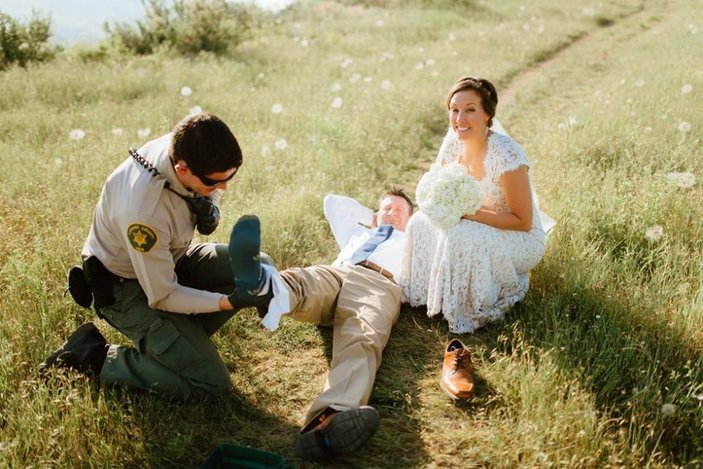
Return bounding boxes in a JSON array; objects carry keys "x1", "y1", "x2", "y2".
[
  {"x1": 0, "y1": 10, "x2": 58, "y2": 70},
  {"x1": 105, "y1": 0, "x2": 252, "y2": 56}
]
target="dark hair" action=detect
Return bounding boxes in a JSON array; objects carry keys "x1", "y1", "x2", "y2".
[
  {"x1": 381, "y1": 184, "x2": 414, "y2": 216},
  {"x1": 446, "y1": 76, "x2": 498, "y2": 127},
  {"x1": 170, "y1": 112, "x2": 242, "y2": 176}
]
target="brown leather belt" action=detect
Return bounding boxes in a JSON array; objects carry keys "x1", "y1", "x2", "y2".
[{"x1": 356, "y1": 260, "x2": 395, "y2": 283}]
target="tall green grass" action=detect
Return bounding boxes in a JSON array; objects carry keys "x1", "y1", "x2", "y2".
[{"x1": 1, "y1": 0, "x2": 701, "y2": 466}]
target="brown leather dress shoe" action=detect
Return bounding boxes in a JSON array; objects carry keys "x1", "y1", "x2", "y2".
[{"x1": 440, "y1": 339, "x2": 475, "y2": 400}]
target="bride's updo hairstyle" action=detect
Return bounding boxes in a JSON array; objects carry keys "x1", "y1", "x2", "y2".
[{"x1": 446, "y1": 76, "x2": 498, "y2": 128}]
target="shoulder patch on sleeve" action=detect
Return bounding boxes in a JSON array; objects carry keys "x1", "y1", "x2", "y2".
[{"x1": 127, "y1": 223, "x2": 158, "y2": 252}]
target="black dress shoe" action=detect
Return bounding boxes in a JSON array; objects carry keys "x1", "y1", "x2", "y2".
[
  {"x1": 295, "y1": 406, "x2": 380, "y2": 461},
  {"x1": 40, "y1": 322, "x2": 108, "y2": 376}
]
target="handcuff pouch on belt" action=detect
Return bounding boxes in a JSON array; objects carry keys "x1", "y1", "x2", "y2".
[{"x1": 66, "y1": 256, "x2": 119, "y2": 311}]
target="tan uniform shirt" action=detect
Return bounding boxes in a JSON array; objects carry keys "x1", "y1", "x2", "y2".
[{"x1": 82, "y1": 133, "x2": 223, "y2": 313}]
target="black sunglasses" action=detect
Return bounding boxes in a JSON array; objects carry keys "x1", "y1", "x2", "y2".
[{"x1": 193, "y1": 167, "x2": 238, "y2": 187}]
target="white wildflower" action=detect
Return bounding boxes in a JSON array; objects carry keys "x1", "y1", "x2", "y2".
[
  {"x1": 54, "y1": 158, "x2": 64, "y2": 166},
  {"x1": 350, "y1": 73, "x2": 361, "y2": 83},
  {"x1": 375, "y1": 19, "x2": 384, "y2": 27},
  {"x1": 661, "y1": 403, "x2": 677, "y2": 416},
  {"x1": 330, "y1": 82, "x2": 341, "y2": 92},
  {"x1": 644, "y1": 225, "x2": 664, "y2": 242},
  {"x1": 275, "y1": 138, "x2": 287, "y2": 150},
  {"x1": 137, "y1": 128, "x2": 151, "y2": 139},
  {"x1": 300, "y1": 38, "x2": 309, "y2": 47},
  {"x1": 696, "y1": 394, "x2": 703, "y2": 402},
  {"x1": 425, "y1": 58, "x2": 435, "y2": 66},
  {"x1": 681, "y1": 84, "x2": 693, "y2": 94},
  {"x1": 416, "y1": 162, "x2": 481, "y2": 230},
  {"x1": 271, "y1": 103, "x2": 283, "y2": 114},
  {"x1": 180, "y1": 86, "x2": 192, "y2": 96},
  {"x1": 678, "y1": 121, "x2": 692, "y2": 133},
  {"x1": 381, "y1": 80, "x2": 392, "y2": 90},
  {"x1": 331, "y1": 97, "x2": 343, "y2": 109},
  {"x1": 111, "y1": 128, "x2": 124, "y2": 137},
  {"x1": 260, "y1": 145, "x2": 271, "y2": 157},
  {"x1": 68, "y1": 129, "x2": 85, "y2": 141},
  {"x1": 189, "y1": 105, "x2": 203, "y2": 115},
  {"x1": 635, "y1": 79, "x2": 645, "y2": 88},
  {"x1": 666, "y1": 172, "x2": 696, "y2": 188}
]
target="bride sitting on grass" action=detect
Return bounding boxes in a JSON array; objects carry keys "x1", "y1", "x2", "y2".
[{"x1": 400, "y1": 76, "x2": 553, "y2": 334}]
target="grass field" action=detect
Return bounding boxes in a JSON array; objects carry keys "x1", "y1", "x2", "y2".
[{"x1": 1, "y1": 0, "x2": 702, "y2": 467}]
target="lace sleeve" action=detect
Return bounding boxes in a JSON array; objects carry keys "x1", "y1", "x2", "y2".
[
  {"x1": 490, "y1": 133, "x2": 530, "y2": 176},
  {"x1": 435, "y1": 126, "x2": 462, "y2": 165}
]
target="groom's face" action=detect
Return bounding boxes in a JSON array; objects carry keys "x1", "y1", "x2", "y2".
[{"x1": 376, "y1": 196, "x2": 411, "y2": 232}]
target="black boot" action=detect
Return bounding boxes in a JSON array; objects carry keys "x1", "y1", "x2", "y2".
[{"x1": 40, "y1": 322, "x2": 108, "y2": 376}]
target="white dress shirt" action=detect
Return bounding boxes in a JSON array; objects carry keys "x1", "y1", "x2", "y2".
[{"x1": 324, "y1": 194, "x2": 406, "y2": 280}]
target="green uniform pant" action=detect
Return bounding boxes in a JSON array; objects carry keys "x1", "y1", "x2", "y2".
[{"x1": 98, "y1": 243, "x2": 235, "y2": 400}]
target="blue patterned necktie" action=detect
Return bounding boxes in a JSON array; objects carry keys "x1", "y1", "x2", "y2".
[{"x1": 350, "y1": 225, "x2": 394, "y2": 265}]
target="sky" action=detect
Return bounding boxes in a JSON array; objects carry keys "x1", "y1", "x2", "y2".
[{"x1": 1, "y1": 0, "x2": 296, "y2": 45}]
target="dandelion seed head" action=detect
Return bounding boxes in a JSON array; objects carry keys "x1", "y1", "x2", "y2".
[
  {"x1": 330, "y1": 82, "x2": 341, "y2": 92},
  {"x1": 275, "y1": 138, "x2": 288, "y2": 150},
  {"x1": 415, "y1": 62, "x2": 424, "y2": 70},
  {"x1": 635, "y1": 79, "x2": 645, "y2": 88},
  {"x1": 681, "y1": 84, "x2": 693, "y2": 94},
  {"x1": 189, "y1": 105, "x2": 203, "y2": 115},
  {"x1": 180, "y1": 86, "x2": 192, "y2": 96},
  {"x1": 68, "y1": 129, "x2": 85, "y2": 141},
  {"x1": 260, "y1": 145, "x2": 271, "y2": 157},
  {"x1": 666, "y1": 172, "x2": 696, "y2": 188},
  {"x1": 661, "y1": 403, "x2": 677, "y2": 416},
  {"x1": 271, "y1": 103, "x2": 283, "y2": 114},
  {"x1": 137, "y1": 128, "x2": 151, "y2": 139},
  {"x1": 331, "y1": 97, "x2": 343, "y2": 109},
  {"x1": 678, "y1": 121, "x2": 692, "y2": 133},
  {"x1": 300, "y1": 38, "x2": 309, "y2": 47},
  {"x1": 349, "y1": 73, "x2": 360, "y2": 83},
  {"x1": 111, "y1": 128, "x2": 124, "y2": 137},
  {"x1": 54, "y1": 158, "x2": 64, "y2": 166},
  {"x1": 381, "y1": 80, "x2": 392, "y2": 90},
  {"x1": 375, "y1": 19, "x2": 384, "y2": 27},
  {"x1": 645, "y1": 225, "x2": 664, "y2": 242},
  {"x1": 425, "y1": 58, "x2": 435, "y2": 66}
]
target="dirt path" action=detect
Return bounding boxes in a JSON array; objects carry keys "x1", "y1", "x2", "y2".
[{"x1": 499, "y1": 0, "x2": 673, "y2": 110}]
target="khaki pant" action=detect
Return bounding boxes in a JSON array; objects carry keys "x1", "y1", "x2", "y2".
[
  {"x1": 98, "y1": 243, "x2": 235, "y2": 400},
  {"x1": 281, "y1": 264, "x2": 402, "y2": 426}
]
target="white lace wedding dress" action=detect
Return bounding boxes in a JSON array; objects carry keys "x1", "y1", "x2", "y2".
[{"x1": 400, "y1": 125, "x2": 549, "y2": 334}]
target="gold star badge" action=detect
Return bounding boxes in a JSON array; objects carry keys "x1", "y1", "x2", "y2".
[{"x1": 127, "y1": 224, "x2": 157, "y2": 252}]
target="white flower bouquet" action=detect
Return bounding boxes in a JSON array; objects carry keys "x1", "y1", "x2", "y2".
[{"x1": 415, "y1": 162, "x2": 481, "y2": 230}]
